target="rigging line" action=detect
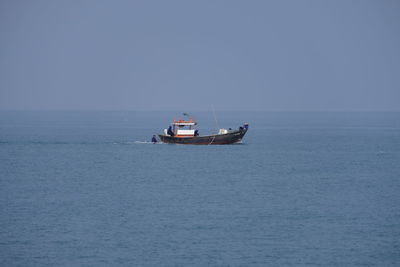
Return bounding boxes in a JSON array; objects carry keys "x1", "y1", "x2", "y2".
[
  {"x1": 212, "y1": 105, "x2": 219, "y2": 133},
  {"x1": 208, "y1": 135, "x2": 216, "y2": 145}
]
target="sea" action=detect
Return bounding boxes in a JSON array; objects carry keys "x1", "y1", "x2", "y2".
[{"x1": 0, "y1": 111, "x2": 399, "y2": 266}]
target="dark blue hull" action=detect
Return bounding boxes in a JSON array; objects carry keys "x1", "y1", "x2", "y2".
[{"x1": 159, "y1": 128, "x2": 248, "y2": 145}]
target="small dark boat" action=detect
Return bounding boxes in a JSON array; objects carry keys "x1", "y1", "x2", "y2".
[{"x1": 158, "y1": 117, "x2": 249, "y2": 145}]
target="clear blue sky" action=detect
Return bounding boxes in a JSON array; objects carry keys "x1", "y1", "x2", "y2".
[{"x1": 0, "y1": 0, "x2": 399, "y2": 111}]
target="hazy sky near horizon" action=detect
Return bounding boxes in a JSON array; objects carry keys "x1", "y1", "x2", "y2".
[{"x1": 0, "y1": 0, "x2": 399, "y2": 111}]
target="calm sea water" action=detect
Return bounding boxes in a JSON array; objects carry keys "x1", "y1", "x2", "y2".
[{"x1": 1, "y1": 111, "x2": 399, "y2": 266}]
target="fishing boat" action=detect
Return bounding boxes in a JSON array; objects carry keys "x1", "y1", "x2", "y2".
[{"x1": 158, "y1": 116, "x2": 249, "y2": 145}]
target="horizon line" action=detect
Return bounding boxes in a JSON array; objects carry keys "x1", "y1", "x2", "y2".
[{"x1": 0, "y1": 109, "x2": 399, "y2": 113}]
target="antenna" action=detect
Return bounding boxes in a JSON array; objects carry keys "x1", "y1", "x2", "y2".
[{"x1": 212, "y1": 105, "x2": 220, "y2": 133}]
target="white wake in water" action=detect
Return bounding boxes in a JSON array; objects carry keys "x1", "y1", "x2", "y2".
[
  {"x1": 134, "y1": 141, "x2": 164, "y2": 144},
  {"x1": 112, "y1": 141, "x2": 164, "y2": 145}
]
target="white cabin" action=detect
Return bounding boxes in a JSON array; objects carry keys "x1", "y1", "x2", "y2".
[{"x1": 166, "y1": 119, "x2": 197, "y2": 137}]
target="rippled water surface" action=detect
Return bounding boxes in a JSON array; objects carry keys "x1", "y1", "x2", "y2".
[{"x1": 1, "y1": 111, "x2": 399, "y2": 266}]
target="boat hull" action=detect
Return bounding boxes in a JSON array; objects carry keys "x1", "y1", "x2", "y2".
[{"x1": 159, "y1": 128, "x2": 248, "y2": 145}]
